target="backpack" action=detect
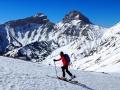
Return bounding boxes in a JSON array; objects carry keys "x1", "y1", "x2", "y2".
[{"x1": 64, "y1": 54, "x2": 71, "y2": 64}]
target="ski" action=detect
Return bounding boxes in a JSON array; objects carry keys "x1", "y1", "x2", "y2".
[
  {"x1": 47, "y1": 75, "x2": 94, "y2": 90},
  {"x1": 57, "y1": 76, "x2": 78, "y2": 83},
  {"x1": 47, "y1": 75, "x2": 78, "y2": 84}
]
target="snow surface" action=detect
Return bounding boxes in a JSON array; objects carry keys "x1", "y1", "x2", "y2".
[{"x1": 0, "y1": 56, "x2": 120, "y2": 90}]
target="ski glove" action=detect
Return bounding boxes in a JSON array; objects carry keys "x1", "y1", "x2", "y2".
[{"x1": 53, "y1": 59, "x2": 57, "y2": 61}]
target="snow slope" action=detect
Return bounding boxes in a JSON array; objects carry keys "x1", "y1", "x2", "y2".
[
  {"x1": 0, "y1": 56, "x2": 120, "y2": 90},
  {"x1": 70, "y1": 22, "x2": 120, "y2": 73},
  {"x1": 43, "y1": 22, "x2": 120, "y2": 73}
]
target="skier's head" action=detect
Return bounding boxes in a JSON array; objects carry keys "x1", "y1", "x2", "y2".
[{"x1": 60, "y1": 51, "x2": 64, "y2": 56}]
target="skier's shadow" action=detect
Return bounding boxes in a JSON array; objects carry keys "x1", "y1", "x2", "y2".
[{"x1": 74, "y1": 82, "x2": 94, "y2": 90}]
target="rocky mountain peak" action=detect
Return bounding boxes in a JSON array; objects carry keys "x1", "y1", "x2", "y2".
[
  {"x1": 63, "y1": 10, "x2": 92, "y2": 24},
  {"x1": 5, "y1": 13, "x2": 51, "y2": 27}
]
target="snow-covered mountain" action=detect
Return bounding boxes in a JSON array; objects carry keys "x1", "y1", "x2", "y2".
[
  {"x1": 0, "y1": 10, "x2": 104, "y2": 61},
  {"x1": 0, "y1": 13, "x2": 54, "y2": 53},
  {"x1": 42, "y1": 11, "x2": 104, "y2": 62},
  {"x1": 73, "y1": 22, "x2": 120, "y2": 72},
  {"x1": 52, "y1": 11, "x2": 103, "y2": 46},
  {"x1": 43, "y1": 22, "x2": 120, "y2": 73}
]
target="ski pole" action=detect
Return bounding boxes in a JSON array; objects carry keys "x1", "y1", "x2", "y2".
[{"x1": 54, "y1": 60, "x2": 58, "y2": 77}]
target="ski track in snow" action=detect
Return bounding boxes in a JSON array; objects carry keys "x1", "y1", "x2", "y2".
[{"x1": 0, "y1": 56, "x2": 120, "y2": 90}]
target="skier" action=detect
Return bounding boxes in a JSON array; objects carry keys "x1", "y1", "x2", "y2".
[{"x1": 54, "y1": 51, "x2": 75, "y2": 80}]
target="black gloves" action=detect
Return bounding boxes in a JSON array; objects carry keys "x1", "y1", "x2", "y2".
[{"x1": 53, "y1": 59, "x2": 57, "y2": 61}]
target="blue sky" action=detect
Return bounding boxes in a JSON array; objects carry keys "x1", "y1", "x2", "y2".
[{"x1": 0, "y1": 0, "x2": 120, "y2": 27}]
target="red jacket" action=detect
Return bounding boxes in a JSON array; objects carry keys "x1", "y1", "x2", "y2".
[{"x1": 58, "y1": 55, "x2": 69, "y2": 66}]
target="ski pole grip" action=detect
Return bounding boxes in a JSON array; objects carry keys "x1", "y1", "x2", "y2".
[{"x1": 53, "y1": 59, "x2": 56, "y2": 62}]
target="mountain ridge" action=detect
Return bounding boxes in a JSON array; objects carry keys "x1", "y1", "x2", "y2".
[{"x1": 0, "y1": 10, "x2": 119, "y2": 65}]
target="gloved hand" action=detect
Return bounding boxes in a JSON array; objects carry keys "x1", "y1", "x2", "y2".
[{"x1": 53, "y1": 59, "x2": 57, "y2": 61}]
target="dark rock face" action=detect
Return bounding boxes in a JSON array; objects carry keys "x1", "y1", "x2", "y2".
[
  {"x1": 0, "y1": 27, "x2": 9, "y2": 53},
  {"x1": 5, "y1": 13, "x2": 51, "y2": 27},
  {"x1": 63, "y1": 10, "x2": 92, "y2": 24},
  {"x1": 5, "y1": 41, "x2": 57, "y2": 61}
]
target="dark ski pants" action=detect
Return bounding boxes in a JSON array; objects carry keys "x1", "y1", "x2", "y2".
[{"x1": 61, "y1": 66, "x2": 72, "y2": 77}]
